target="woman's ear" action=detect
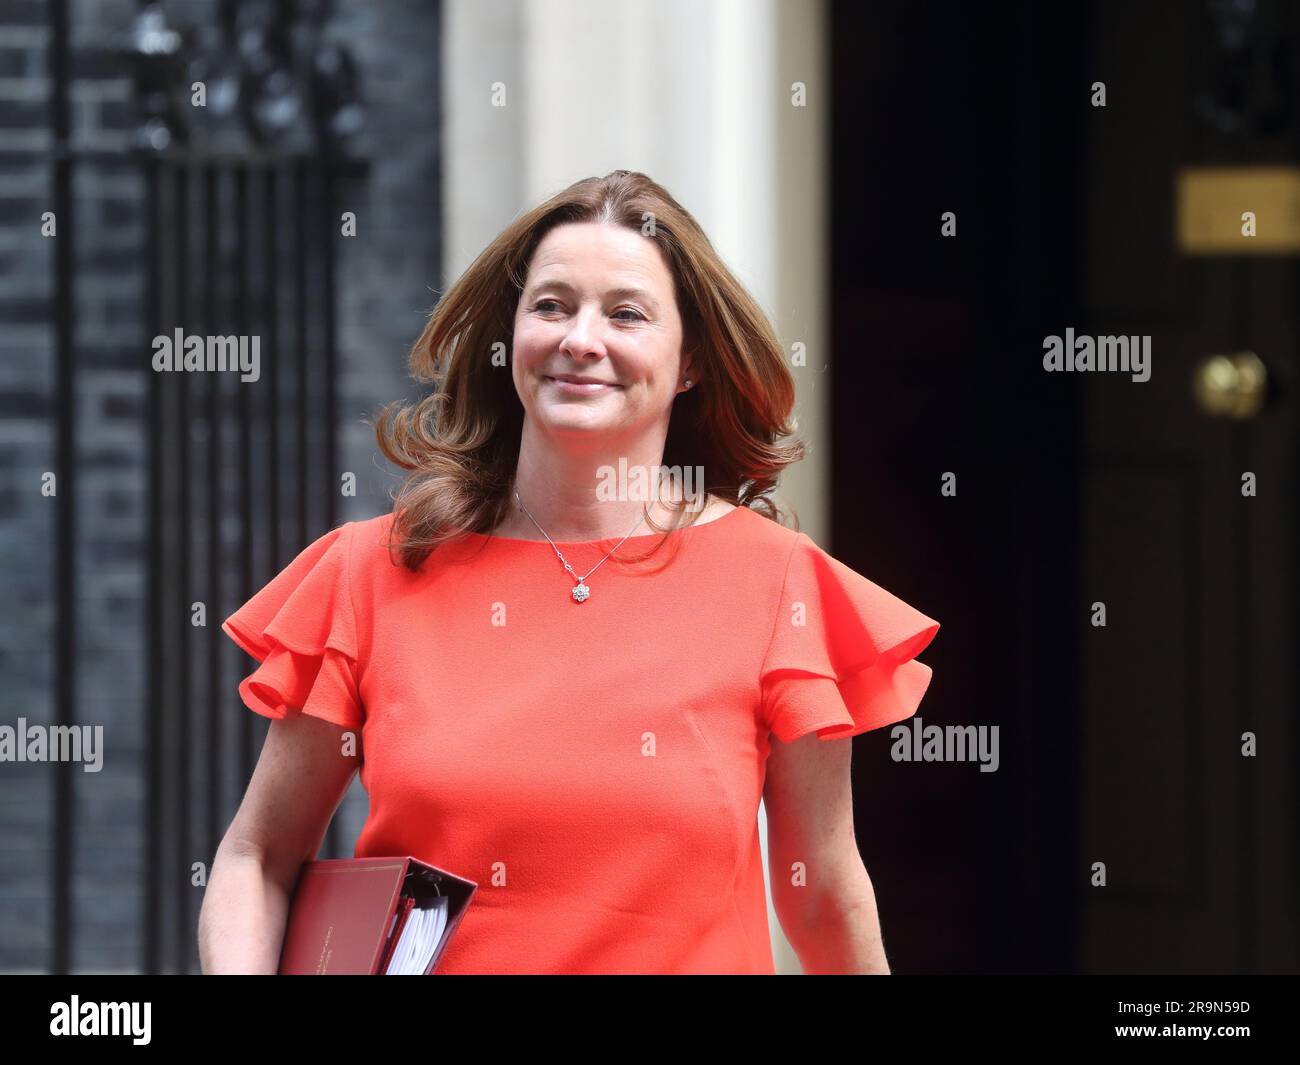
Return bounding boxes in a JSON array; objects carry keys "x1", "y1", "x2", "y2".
[{"x1": 679, "y1": 347, "x2": 696, "y2": 392}]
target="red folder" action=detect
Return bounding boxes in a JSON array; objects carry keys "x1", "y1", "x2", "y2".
[{"x1": 277, "y1": 856, "x2": 477, "y2": 975}]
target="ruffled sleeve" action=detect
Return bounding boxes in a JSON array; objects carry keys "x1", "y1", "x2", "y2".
[
  {"x1": 221, "y1": 522, "x2": 363, "y2": 731},
  {"x1": 760, "y1": 533, "x2": 939, "y2": 743}
]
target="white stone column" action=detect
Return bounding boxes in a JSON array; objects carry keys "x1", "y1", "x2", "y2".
[{"x1": 444, "y1": 0, "x2": 830, "y2": 974}]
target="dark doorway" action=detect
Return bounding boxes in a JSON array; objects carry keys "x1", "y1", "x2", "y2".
[{"x1": 831, "y1": 0, "x2": 1296, "y2": 974}]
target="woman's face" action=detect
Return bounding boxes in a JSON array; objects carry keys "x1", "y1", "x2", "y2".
[{"x1": 512, "y1": 221, "x2": 688, "y2": 446}]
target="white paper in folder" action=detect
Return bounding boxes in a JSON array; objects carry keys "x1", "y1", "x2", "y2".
[{"x1": 385, "y1": 895, "x2": 451, "y2": 975}]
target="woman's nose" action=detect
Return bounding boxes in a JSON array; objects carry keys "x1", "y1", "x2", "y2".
[{"x1": 561, "y1": 307, "x2": 606, "y2": 357}]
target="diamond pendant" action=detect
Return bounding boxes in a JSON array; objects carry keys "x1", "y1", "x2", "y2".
[{"x1": 571, "y1": 582, "x2": 591, "y2": 603}]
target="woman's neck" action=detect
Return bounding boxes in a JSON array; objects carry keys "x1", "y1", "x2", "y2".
[{"x1": 494, "y1": 486, "x2": 713, "y2": 543}]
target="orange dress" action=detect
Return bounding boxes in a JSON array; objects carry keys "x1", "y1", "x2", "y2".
[{"x1": 221, "y1": 506, "x2": 939, "y2": 974}]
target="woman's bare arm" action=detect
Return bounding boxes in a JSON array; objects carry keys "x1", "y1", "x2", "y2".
[
  {"x1": 198, "y1": 713, "x2": 360, "y2": 974},
  {"x1": 763, "y1": 730, "x2": 891, "y2": 974}
]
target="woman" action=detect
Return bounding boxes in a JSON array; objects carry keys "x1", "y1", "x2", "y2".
[{"x1": 197, "y1": 170, "x2": 939, "y2": 975}]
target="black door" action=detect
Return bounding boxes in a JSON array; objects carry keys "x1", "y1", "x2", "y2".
[
  {"x1": 830, "y1": 0, "x2": 1297, "y2": 974},
  {"x1": 1078, "y1": 0, "x2": 1297, "y2": 974}
]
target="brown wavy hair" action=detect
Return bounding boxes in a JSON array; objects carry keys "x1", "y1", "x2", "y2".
[{"x1": 372, "y1": 169, "x2": 806, "y2": 572}]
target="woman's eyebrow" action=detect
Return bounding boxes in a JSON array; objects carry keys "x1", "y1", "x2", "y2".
[{"x1": 526, "y1": 278, "x2": 659, "y2": 311}]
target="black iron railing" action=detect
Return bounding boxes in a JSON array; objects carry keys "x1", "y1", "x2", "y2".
[{"x1": 46, "y1": 0, "x2": 367, "y2": 974}]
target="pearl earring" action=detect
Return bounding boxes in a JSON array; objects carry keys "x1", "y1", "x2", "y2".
[{"x1": 683, "y1": 379, "x2": 692, "y2": 389}]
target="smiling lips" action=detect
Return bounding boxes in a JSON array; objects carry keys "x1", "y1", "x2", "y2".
[{"x1": 546, "y1": 375, "x2": 618, "y2": 393}]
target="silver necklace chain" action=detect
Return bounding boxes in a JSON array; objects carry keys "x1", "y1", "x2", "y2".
[{"x1": 512, "y1": 487, "x2": 654, "y2": 603}]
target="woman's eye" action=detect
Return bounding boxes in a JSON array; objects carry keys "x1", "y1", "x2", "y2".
[{"x1": 533, "y1": 300, "x2": 641, "y2": 322}]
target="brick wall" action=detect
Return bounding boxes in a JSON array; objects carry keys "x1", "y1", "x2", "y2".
[{"x1": 0, "y1": 0, "x2": 440, "y2": 972}]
